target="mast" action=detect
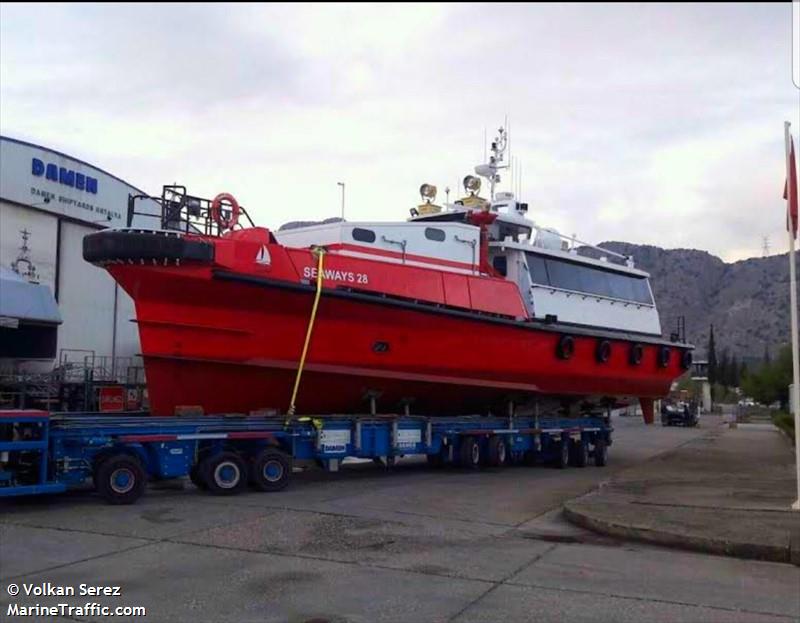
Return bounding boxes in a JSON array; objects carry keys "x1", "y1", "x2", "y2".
[{"x1": 475, "y1": 126, "x2": 509, "y2": 201}]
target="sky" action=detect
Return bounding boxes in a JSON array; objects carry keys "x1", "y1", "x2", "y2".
[{"x1": 1, "y1": 3, "x2": 798, "y2": 262}]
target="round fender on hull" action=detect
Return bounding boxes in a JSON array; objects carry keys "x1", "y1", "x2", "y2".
[
  {"x1": 595, "y1": 340, "x2": 612, "y2": 364},
  {"x1": 680, "y1": 349, "x2": 693, "y2": 370},
  {"x1": 658, "y1": 346, "x2": 671, "y2": 368},
  {"x1": 629, "y1": 343, "x2": 644, "y2": 366},
  {"x1": 556, "y1": 335, "x2": 575, "y2": 360}
]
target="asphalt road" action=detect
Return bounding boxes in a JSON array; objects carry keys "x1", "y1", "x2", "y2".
[{"x1": 1, "y1": 415, "x2": 798, "y2": 622}]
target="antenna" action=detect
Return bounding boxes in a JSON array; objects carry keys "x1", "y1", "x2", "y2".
[{"x1": 762, "y1": 235, "x2": 770, "y2": 257}]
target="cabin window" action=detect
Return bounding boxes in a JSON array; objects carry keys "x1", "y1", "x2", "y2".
[
  {"x1": 545, "y1": 257, "x2": 583, "y2": 292},
  {"x1": 493, "y1": 256, "x2": 508, "y2": 276},
  {"x1": 352, "y1": 228, "x2": 376, "y2": 243},
  {"x1": 527, "y1": 254, "x2": 549, "y2": 285},
  {"x1": 527, "y1": 253, "x2": 653, "y2": 304},
  {"x1": 424, "y1": 227, "x2": 446, "y2": 242}
]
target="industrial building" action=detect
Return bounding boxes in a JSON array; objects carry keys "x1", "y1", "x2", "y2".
[{"x1": 0, "y1": 136, "x2": 158, "y2": 407}]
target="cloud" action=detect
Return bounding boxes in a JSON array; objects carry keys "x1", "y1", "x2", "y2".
[{"x1": 1, "y1": 3, "x2": 797, "y2": 261}]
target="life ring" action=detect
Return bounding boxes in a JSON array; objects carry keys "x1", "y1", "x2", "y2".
[
  {"x1": 556, "y1": 335, "x2": 575, "y2": 360},
  {"x1": 658, "y1": 346, "x2": 671, "y2": 368},
  {"x1": 680, "y1": 350, "x2": 693, "y2": 370},
  {"x1": 210, "y1": 193, "x2": 240, "y2": 231},
  {"x1": 595, "y1": 340, "x2": 612, "y2": 364},
  {"x1": 629, "y1": 343, "x2": 644, "y2": 366}
]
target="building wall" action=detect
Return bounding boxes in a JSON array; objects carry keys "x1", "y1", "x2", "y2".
[
  {"x1": 0, "y1": 201, "x2": 57, "y2": 291},
  {"x1": 56, "y1": 220, "x2": 117, "y2": 362},
  {"x1": 0, "y1": 136, "x2": 159, "y2": 373}
]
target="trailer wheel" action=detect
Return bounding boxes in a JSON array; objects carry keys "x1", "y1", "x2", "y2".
[
  {"x1": 555, "y1": 440, "x2": 569, "y2": 469},
  {"x1": 250, "y1": 448, "x2": 291, "y2": 492},
  {"x1": 594, "y1": 439, "x2": 608, "y2": 467},
  {"x1": 201, "y1": 452, "x2": 247, "y2": 495},
  {"x1": 95, "y1": 455, "x2": 146, "y2": 505},
  {"x1": 486, "y1": 436, "x2": 507, "y2": 467},
  {"x1": 459, "y1": 436, "x2": 481, "y2": 469},
  {"x1": 571, "y1": 440, "x2": 588, "y2": 468}
]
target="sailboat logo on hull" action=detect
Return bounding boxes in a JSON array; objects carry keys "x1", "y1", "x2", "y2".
[{"x1": 255, "y1": 245, "x2": 271, "y2": 265}]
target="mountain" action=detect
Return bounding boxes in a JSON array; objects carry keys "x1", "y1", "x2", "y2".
[{"x1": 598, "y1": 241, "x2": 798, "y2": 361}]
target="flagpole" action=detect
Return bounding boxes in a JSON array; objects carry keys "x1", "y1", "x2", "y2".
[{"x1": 785, "y1": 121, "x2": 800, "y2": 511}]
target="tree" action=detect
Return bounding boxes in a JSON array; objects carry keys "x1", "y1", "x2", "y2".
[
  {"x1": 707, "y1": 325, "x2": 717, "y2": 387},
  {"x1": 763, "y1": 344, "x2": 771, "y2": 366},
  {"x1": 741, "y1": 345, "x2": 793, "y2": 409},
  {"x1": 719, "y1": 348, "x2": 730, "y2": 389},
  {"x1": 730, "y1": 354, "x2": 739, "y2": 387}
]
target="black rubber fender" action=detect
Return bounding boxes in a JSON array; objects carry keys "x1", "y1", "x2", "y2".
[
  {"x1": 595, "y1": 339, "x2": 612, "y2": 364},
  {"x1": 629, "y1": 343, "x2": 644, "y2": 366},
  {"x1": 556, "y1": 335, "x2": 575, "y2": 360},
  {"x1": 658, "y1": 346, "x2": 671, "y2": 368},
  {"x1": 83, "y1": 230, "x2": 214, "y2": 264}
]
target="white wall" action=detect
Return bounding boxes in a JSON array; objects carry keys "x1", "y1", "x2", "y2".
[
  {"x1": 0, "y1": 201, "x2": 57, "y2": 290},
  {"x1": 55, "y1": 221, "x2": 141, "y2": 364},
  {"x1": 56, "y1": 221, "x2": 116, "y2": 361}
]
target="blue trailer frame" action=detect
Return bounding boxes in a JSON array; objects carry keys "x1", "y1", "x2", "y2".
[{"x1": 0, "y1": 410, "x2": 612, "y2": 504}]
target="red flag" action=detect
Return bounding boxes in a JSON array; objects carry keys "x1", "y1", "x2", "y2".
[{"x1": 785, "y1": 135, "x2": 798, "y2": 237}]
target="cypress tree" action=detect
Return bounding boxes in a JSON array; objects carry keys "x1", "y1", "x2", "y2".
[{"x1": 707, "y1": 325, "x2": 717, "y2": 386}]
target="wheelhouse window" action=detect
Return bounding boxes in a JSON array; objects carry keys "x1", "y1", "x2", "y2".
[
  {"x1": 351, "y1": 228, "x2": 376, "y2": 243},
  {"x1": 527, "y1": 253, "x2": 653, "y2": 304},
  {"x1": 424, "y1": 227, "x2": 446, "y2": 242}
]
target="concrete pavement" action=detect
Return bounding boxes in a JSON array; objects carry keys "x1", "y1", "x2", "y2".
[
  {"x1": 1, "y1": 416, "x2": 798, "y2": 622},
  {"x1": 565, "y1": 421, "x2": 800, "y2": 564}
]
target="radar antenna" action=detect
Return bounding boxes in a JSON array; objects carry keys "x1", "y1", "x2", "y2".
[{"x1": 474, "y1": 126, "x2": 509, "y2": 200}]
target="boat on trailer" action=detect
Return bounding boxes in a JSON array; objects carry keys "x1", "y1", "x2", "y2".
[{"x1": 83, "y1": 128, "x2": 692, "y2": 421}]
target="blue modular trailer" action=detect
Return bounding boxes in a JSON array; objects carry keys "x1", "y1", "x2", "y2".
[{"x1": 0, "y1": 410, "x2": 612, "y2": 504}]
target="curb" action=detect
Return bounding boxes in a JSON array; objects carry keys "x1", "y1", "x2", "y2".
[{"x1": 563, "y1": 502, "x2": 793, "y2": 565}]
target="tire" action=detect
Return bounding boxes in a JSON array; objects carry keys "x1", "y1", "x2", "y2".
[
  {"x1": 571, "y1": 440, "x2": 588, "y2": 468},
  {"x1": 249, "y1": 448, "x2": 291, "y2": 492},
  {"x1": 658, "y1": 346, "x2": 671, "y2": 368},
  {"x1": 189, "y1": 464, "x2": 208, "y2": 490},
  {"x1": 95, "y1": 454, "x2": 147, "y2": 505},
  {"x1": 554, "y1": 440, "x2": 569, "y2": 469},
  {"x1": 594, "y1": 439, "x2": 608, "y2": 467},
  {"x1": 459, "y1": 436, "x2": 481, "y2": 469},
  {"x1": 200, "y1": 452, "x2": 247, "y2": 495},
  {"x1": 486, "y1": 436, "x2": 507, "y2": 467}
]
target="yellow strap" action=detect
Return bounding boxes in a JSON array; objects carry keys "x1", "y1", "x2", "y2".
[{"x1": 287, "y1": 247, "x2": 325, "y2": 417}]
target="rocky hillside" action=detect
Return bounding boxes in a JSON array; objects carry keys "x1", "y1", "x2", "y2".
[{"x1": 598, "y1": 241, "x2": 798, "y2": 360}]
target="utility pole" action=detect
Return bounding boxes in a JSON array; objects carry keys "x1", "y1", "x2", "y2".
[{"x1": 337, "y1": 182, "x2": 345, "y2": 220}]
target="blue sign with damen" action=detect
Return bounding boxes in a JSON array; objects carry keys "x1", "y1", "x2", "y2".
[{"x1": 31, "y1": 158, "x2": 98, "y2": 194}]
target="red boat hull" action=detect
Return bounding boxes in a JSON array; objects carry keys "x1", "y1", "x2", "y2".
[{"x1": 109, "y1": 261, "x2": 687, "y2": 417}]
